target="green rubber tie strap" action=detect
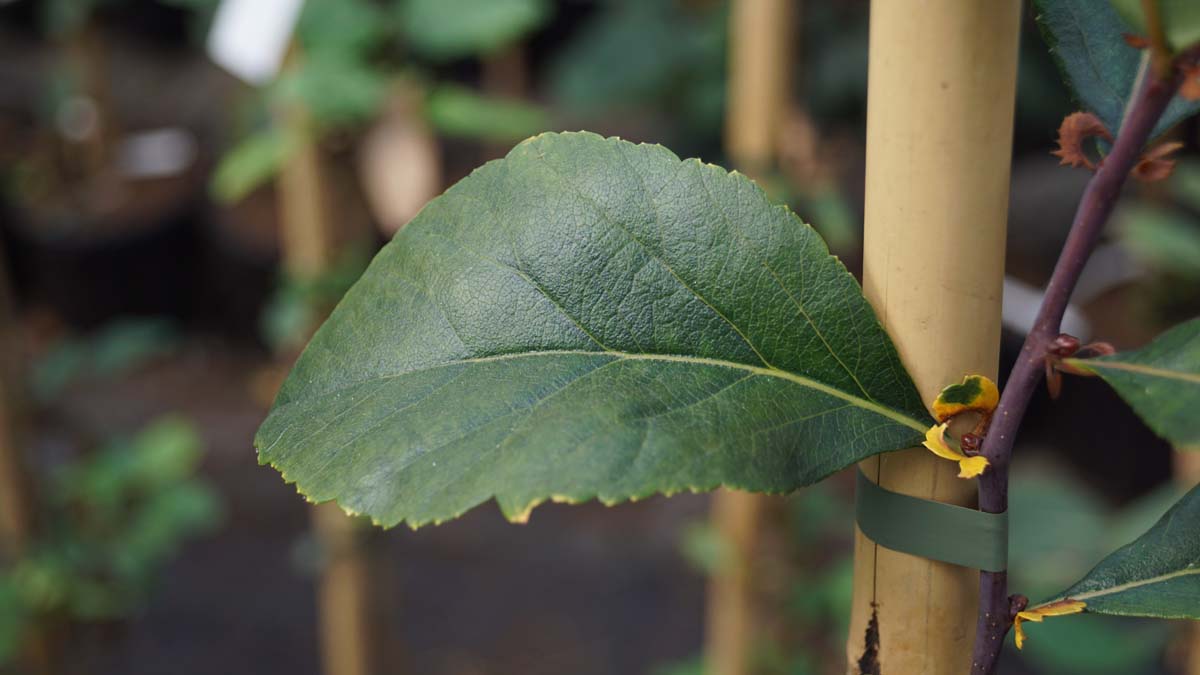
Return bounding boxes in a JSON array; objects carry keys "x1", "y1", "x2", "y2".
[{"x1": 855, "y1": 468, "x2": 1008, "y2": 572}]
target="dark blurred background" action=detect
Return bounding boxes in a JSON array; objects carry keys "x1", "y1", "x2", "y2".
[{"x1": 0, "y1": 1, "x2": 1198, "y2": 674}]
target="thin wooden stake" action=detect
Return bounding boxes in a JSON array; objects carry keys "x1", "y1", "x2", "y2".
[
  {"x1": 708, "y1": 2, "x2": 793, "y2": 674},
  {"x1": 312, "y1": 503, "x2": 375, "y2": 675},
  {"x1": 846, "y1": 2, "x2": 1021, "y2": 674},
  {"x1": 724, "y1": 0, "x2": 792, "y2": 178},
  {"x1": 275, "y1": 49, "x2": 375, "y2": 675}
]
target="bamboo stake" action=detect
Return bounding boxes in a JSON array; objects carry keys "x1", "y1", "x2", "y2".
[
  {"x1": 275, "y1": 50, "x2": 374, "y2": 675},
  {"x1": 707, "y1": 2, "x2": 792, "y2": 674},
  {"x1": 312, "y1": 502, "x2": 374, "y2": 675},
  {"x1": 724, "y1": 0, "x2": 792, "y2": 177},
  {"x1": 277, "y1": 102, "x2": 333, "y2": 279},
  {"x1": 845, "y1": 3, "x2": 1021, "y2": 674}
]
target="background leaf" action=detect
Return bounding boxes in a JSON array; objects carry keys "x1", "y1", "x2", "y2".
[
  {"x1": 1067, "y1": 317, "x2": 1200, "y2": 449},
  {"x1": 210, "y1": 128, "x2": 292, "y2": 204},
  {"x1": 398, "y1": 0, "x2": 551, "y2": 62},
  {"x1": 1033, "y1": 0, "x2": 1200, "y2": 139},
  {"x1": 256, "y1": 132, "x2": 930, "y2": 528},
  {"x1": 1009, "y1": 468, "x2": 1176, "y2": 673},
  {"x1": 1039, "y1": 482, "x2": 1200, "y2": 618},
  {"x1": 425, "y1": 84, "x2": 550, "y2": 143},
  {"x1": 1109, "y1": 0, "x2": 1200, "y2": 51},
  {"x1": 1118, "y1": 204, "x2": 1200, "y2": 282}
]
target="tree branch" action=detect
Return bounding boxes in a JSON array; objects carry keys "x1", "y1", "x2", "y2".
[{"x1": 968, "y1": 58, "x2": 1185, "y2": 675}]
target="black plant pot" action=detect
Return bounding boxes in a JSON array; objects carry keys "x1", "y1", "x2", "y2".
[{"x1": 2, "y1": 167, "x2": 207, "y2": 330}]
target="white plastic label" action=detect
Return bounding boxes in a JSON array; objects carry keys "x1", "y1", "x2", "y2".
[{"x1": 207, "y1": 0, "x2": 305, "y2": 85}]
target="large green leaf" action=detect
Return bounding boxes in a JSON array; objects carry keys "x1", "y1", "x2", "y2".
[
  {"x1": 1037, "y1": 482, "x2": 1200, "y2": 618},
  {"x1": 1033, "y1": 0, "x2": 1200, "y2": 139},
  {"x1": 255, "y1": 132, "x2": 930, "y2": 528},
  {"x1": 1066, "y1": 317, "x2": 1200, "y2": 449}
]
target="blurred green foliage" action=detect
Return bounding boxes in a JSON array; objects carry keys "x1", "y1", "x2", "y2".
[
  {"x1": 1009, "y1": 467, "x2": 1181, "y2": 674},
  {"x1": 31, "y1": 318, "x2": 179, "y2": 402},
  {"x1": 40, "y1": 0, "x2": 114, "y2": 37},
  {"x1": 210, "y1": 127, "x2": 294, "y2": 205},
  {"x1": 673, "y1": 481, "x2": 855, "y2": 675},
  {"x1": 425, "y1": 84, "x2": 549, "y2": 144},
  {"x1": 1109, "y1": 0, "x2": 1200, "y2": 51},
  {"x1": 0, "y1": 417, "x2": 222, "y2": 664},
  {"x1": 260, "y1": 246, "x2": 372, "y2": 352},
  {"x1": 1119, "y1": 162, "x2": 1200, "y2": 283},
  {"x1": 651, "y1": 656, "x2": 705, "y2": 675},
  {"x1": 213, "y1": 0, "x2": 555, "y2": 205},
  {"x1": 1115, "y1": 160, "x2": 1200, "y2": 321},
  {"x1": 396, "y1": 0, "x2": 549, "y2": 62},
  {"x1": 548, "y1": 0, "x2": 726, "y2": 157}
]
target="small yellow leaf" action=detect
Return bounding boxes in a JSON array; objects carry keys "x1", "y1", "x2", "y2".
[
  {"x1": 1014, "y1": 599, "x2": 1087, "y2": 650},
  {"x1": 923, "y1": 423, "x2": 959, "y2": 462},
  {"x1": 922, "y1": 423, "x2": 990, "y2": 479},
  {"x1": 932, "y1": 374, "x2": 1000, "y2": 422},
  {"x1": 956, "y1": 455, "x2": 989, "y2": 480}
]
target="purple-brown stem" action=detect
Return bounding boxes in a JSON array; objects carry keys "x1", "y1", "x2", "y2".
[{"x1": 968, "y1": 61, "x2": 1186, "y2": 674}]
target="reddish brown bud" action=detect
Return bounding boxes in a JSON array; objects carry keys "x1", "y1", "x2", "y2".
[
  {"x1": 1049, "y1": 334, "x2": 1081, "y2": 357},
  {"x1": 960, "y1": 433, "x2": 982, "y2": 455},
  {"x1": 1009, "y1": 594, "x2": 1030, "y2": 621}
]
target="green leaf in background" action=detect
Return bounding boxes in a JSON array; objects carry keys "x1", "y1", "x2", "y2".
[
  {"x1": 41, "y1": 0, "x2": 107, "y2": 37},
  {"x1": 211, "y1": 128, "x2": 293, "y2": 204},
  {"x1": 1033, "y1": 0, "x2": 1200, "y2": 139},
  {"x1": 1066, "y1": 317, "x2": 1200, "y2": 449},
  {"x1": 398, "y1": 0, "x2": 550, "y2": 62},
  {"x1": 1117, "y1": 204, "x2": 1200, "y2": 282},
  {"x1": 273, "y1": 57, "x2": 387, "y2": 128},
  {"x1": 425, "y1": 84, "x2": 550, "y2": 143},
  {"x1": 256, "y1": 132, "x2": 931, "y2": 528},
  {"x1": 1010, "y1": 469, "x2": 1109, "y2": 600},
  {"x1": 31, "y1": 318, "x2": 179, "y2": 402},
  {"x1": 547, "y1": 0, "x2": 726, "y2": 151},
  {"x1": 1008, "y1": 467, "x2": 1174, "y2": 674},
  {"x1": 1039, "y1": 482, "x2": 1200, "y2": 618},
  {"x1": 297, "y1": 0, "x2": 390, "y2": 59},
  {"x1": 1171, "y1": 161, "x2": 1200, "y2": 213},
  {"x1": 0, "y1": 577, "x2": 28, "y2": 664},
  {"x1": 1019, "y1": 615, "x2": 1172, "y2": 675},
  {"x1": 1109, "y1": 0, "x2": 1200, "y2": 51},
  {"x1": 260, "y1": 247, "x2": 371, "y2": 353}
]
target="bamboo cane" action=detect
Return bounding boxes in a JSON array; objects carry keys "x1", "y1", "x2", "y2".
[
  {"x1": 275, "y1": 50, "x2": 375, "y2": 675},
  {"x1": 707, "y1": 2, "x2": 793, "y2": 674},
  {"x1": 845, "y1": 2, "x2": 1021, "y2": 674},
  {"x1": 723, "y1": 0, "x2": 792, "y2": 177}
]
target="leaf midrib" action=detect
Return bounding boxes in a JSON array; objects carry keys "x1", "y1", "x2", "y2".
[
  {"x1": 1073, "y1": 358, "x2": 1200, "y2": 384},
  {"x1": 1044, "y1": 566, "x2": 1200, "y2": 606},
  {"x1": 279, "y1": 349, "x2": 930, "y2": 433}
]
